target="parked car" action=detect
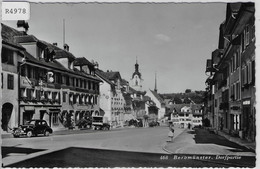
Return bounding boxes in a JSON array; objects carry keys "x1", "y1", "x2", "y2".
[
  {"x1": 94, "y1": 123, "x2": 110, "y2": 130},
  {"x1": 149, "y1": 121, "x2": 160, "y2": 127},
  {"x1": 76, "y1": 118, "x2": 92, "y2": 129},
  {"x1": 12, "y1": 119, "x2": 53, "y2": 138}
]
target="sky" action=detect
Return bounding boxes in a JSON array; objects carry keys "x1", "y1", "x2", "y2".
[{"x1": 3, "y1": 2, "x2": 227, "y2": 93}]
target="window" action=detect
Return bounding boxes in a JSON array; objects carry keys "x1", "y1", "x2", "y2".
[
  {"x1": 1, "y1": 73, "x2": 3, "y2": 88},
  {"x1": 7, "y1": 74, "x2": 14, "y2": 90},
  {"x1": 248, "y1": 61, "x2": 252, "y2": 84},
  {"x1": 63, "y1": 92, "x2": 67, "y2": 102},
  {"x1": 52, "y1": 113, "x2": 59, "y2": 125},
  {"x1": 1, "y1": 48, "x2": 14, "y2": 65},
  {"x1": 235, "y1": 52, "x2": 239, "y2": 69},
  {"x1": 230, "y1": 58, "x2": 233, "y2": 73},
  {"x1": 76, "y1": 78, "x2": 79, "y2": 87},
  {"x1": 245, "y1": 25, "x2": 250, "y2": 46}
]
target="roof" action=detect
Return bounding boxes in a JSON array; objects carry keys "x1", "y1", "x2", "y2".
[
  {"x1": 100, "y1": 71, "x2": 121, "y2": 81},
  {"x1": 24, "y1": 51, "x2": 101, "y2": 82},
  {"x1": 166, "y1": 104, "x2": 191, "y2": 115},
  {"x1": 96, "y1": 69, "x2": 115, "y2": 86},
  {"x1": 74, "y1": 57, "x2": 94, "y2": 67},
  {"x1": 38, "y1": 40, "x2": 76, "y2": 60},
  {"x1": 120, "y1": 79, "x2": 129, "y2": 86},
  {"x1": 1, "y1": 23, "x2": 25, "y2": 49},
  {"x1": 149, "y1": 89, "x2": 165, "y2": 104},
  {"x1": 15, "y1": 35, "x2": 38, "y2": 43}
]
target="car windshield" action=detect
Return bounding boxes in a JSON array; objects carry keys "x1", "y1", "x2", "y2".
[{"x1": 26, "y1": 120, "x2": 36, "y2": 125}]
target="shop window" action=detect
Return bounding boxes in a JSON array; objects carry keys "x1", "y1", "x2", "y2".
[
  {"x1": 7, "y1": 74, "x2": 14, "y2": 90},
  {"x1": 52, "y1": 113, "x2": 59, "y2": 125}
]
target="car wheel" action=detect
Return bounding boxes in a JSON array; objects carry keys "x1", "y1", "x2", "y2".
[
  {"x1": 27, "y1": 131, "x2": 33, "y2": 137},
  {"x1": 44, "y1": 130, "x2": 50, "y2": 136}
]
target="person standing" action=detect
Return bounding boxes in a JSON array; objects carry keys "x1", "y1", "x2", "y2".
[{"x1": 168, "y1": 125, "x2": 175, "y2": 142}]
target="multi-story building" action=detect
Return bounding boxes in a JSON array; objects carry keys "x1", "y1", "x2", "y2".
[
  {"x1": 204, "y1": 3, "x2": 255, "y2": 141},
  {"x1": 1, "y1": 24, "x2": 25, "y2": 132},
  {"x1": 167, "y1": 104, "x2": 203, "y2": 128},
  {"x1": 96, "y1": 70, "x2": 125, "y2": 127},
  {"x1": 1, "y1": 23, "x2": 101, "y2": 132}
]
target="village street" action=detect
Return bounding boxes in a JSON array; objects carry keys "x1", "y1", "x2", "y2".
[{"x1": 2, "y1": 126, "x2": 255, "y2": 167}]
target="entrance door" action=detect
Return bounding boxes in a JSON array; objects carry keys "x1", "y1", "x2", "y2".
[{"x1": 2, "y1": 103, "x2": 13, "y2": 131}]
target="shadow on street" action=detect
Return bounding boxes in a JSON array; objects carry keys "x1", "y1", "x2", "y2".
[
  {"x1": 192, "y1": 129, "x2": 254, "y2": 153},
  {"x1": 2, "y1": 146, "x2": 46, "y2": 158}
]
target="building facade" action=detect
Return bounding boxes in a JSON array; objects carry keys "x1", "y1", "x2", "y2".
[
  {"x1": 1, "y1": 23, "x2": 101, "y2": 132},
  {"x1": 204, "y1": 3, "x2": 255, "y2": 141}
]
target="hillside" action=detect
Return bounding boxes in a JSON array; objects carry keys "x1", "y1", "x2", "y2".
[{"x1": 159, "y1": 91, "x2": 206, "y2": 104}]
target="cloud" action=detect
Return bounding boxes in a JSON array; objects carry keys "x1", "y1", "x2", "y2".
[{"x1": 155, "y1": 34, "x2": 172, "y2": 42}]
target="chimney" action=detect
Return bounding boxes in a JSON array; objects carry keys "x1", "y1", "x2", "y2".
[
  {"x1": 17, "y1": 20, "x2": 29, "y2": 34},
  {"x1": 53, "y1": 43, "x2": 58, "y2": 46},
  {"x1": 64, "y1": 44, "x2": 69, "y2": 51}
]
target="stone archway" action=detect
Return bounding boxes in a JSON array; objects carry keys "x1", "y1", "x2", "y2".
[{"x1": 2, "y1": 103, "x2": 13, "y2": 131}]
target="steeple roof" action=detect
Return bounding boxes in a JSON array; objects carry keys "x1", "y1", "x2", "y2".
[{"x1": 132, "y1": 58, "x2": 142, "y2": 79}]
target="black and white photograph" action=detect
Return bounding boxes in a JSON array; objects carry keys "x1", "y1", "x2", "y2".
[{"x1": 0, "y1": 0, "x2": 257, "y2": 168}]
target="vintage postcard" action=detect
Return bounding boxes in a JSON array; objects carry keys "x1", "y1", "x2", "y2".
[{"x1": 1, "y1": 0, "x2": 257, "y2": 168}]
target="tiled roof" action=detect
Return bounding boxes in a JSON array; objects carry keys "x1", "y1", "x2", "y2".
[
  {"x1": 15, "y1": 35, "x2": 38, "y2": 43},
  {"x1": 38, "y1": 40, "x2": 76, "y2": 60},
  {"x1": 120, "y1": 79, "x2": 129, "y2": 86},
  {"x1": 1, "y1": 23, "x2": 25, "y2": 49},
  {"x1": 74, "y1": 57, "x2": 94, "y2": 67},
  {"x1": 149, "y1": 89, "x2": 165, "y2": 104},
  {"x1": 100, "y1": 71, "x2": 121, "y2": 81},
  {"x1": 25, "y1": 51, "x2": 101, "y2": 82},
  {"x1": 96, "y1": 69, "x2": 115, "y2": 86},
  {"x1": 166, "y1": 104, "x2": 190, "y2": 114}
]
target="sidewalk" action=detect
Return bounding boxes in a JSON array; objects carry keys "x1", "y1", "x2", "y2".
[
  {"x1": 1, "y1": 126, "x2": 131, "y2": 139},
  {"x1": 216, "y1": 130, "x2": 256, "y2": 152},
  {"x1": 163, "y1": 128, "x2": 255, "y2": 156}
]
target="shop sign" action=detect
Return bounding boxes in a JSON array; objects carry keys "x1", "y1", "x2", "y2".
[
  {"x1": 243, "y1": 100, "x2": 251, "y2": 105},
  {"x1": 24, "y1": 106, "x2": 35, "y2": 111}
]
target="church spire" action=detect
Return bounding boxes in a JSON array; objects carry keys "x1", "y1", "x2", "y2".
[
  {"x1": 154, "y1": 71, "x2": 157, "y2": 93},
  {"x1": 135, "y1": 56, "x2": 139, "y2": 73}
]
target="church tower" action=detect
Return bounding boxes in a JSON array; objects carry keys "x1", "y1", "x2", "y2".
[
  {"x1": 131, "y1": 58, "x2": 143, "y2": 91},
  {"x1": 154, "y1": 71, "x2": 157, "y2": 93}
]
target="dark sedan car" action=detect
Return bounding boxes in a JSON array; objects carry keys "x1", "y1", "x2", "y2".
[{"x1": 13, "y1": 119, "x2": 53, "y2": 138}]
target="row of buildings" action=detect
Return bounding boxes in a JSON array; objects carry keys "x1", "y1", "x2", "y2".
[
  {"x1": 166, "y1": 103, "x2": 203, "y2": 128},
  {"x1": 1, "y1": 22, "x2": 166, "y2": 133},
  {"x1": 204, "y1": 3, "x2": 255, "y2": 142}
]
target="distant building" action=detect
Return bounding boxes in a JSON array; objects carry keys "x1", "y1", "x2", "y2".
[
  {"x1": 167, "y1": 104, "x2": 203, "y2": 128},
  {"x1": 130, "y1": 59, "x2": 143, "y2": 92},
  {"x1": 96, "y1": 70, "x2": 125, "y2": 128}
]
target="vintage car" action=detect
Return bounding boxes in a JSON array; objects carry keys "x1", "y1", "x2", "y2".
[
  {"x1": 13, "y1": 119, "x2": 53, "y2": 138},
  {"x1": 92, "y1": 116, "x2": 110, "y2": 130}
]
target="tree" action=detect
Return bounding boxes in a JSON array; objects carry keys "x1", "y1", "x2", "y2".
[{"x1": 185, "y1": 89, "x2": 192, "y2": 93}]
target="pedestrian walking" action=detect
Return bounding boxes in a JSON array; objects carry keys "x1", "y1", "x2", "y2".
[{"x1": 168, "y1": 125, "x2": 174, "y2": 142}]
